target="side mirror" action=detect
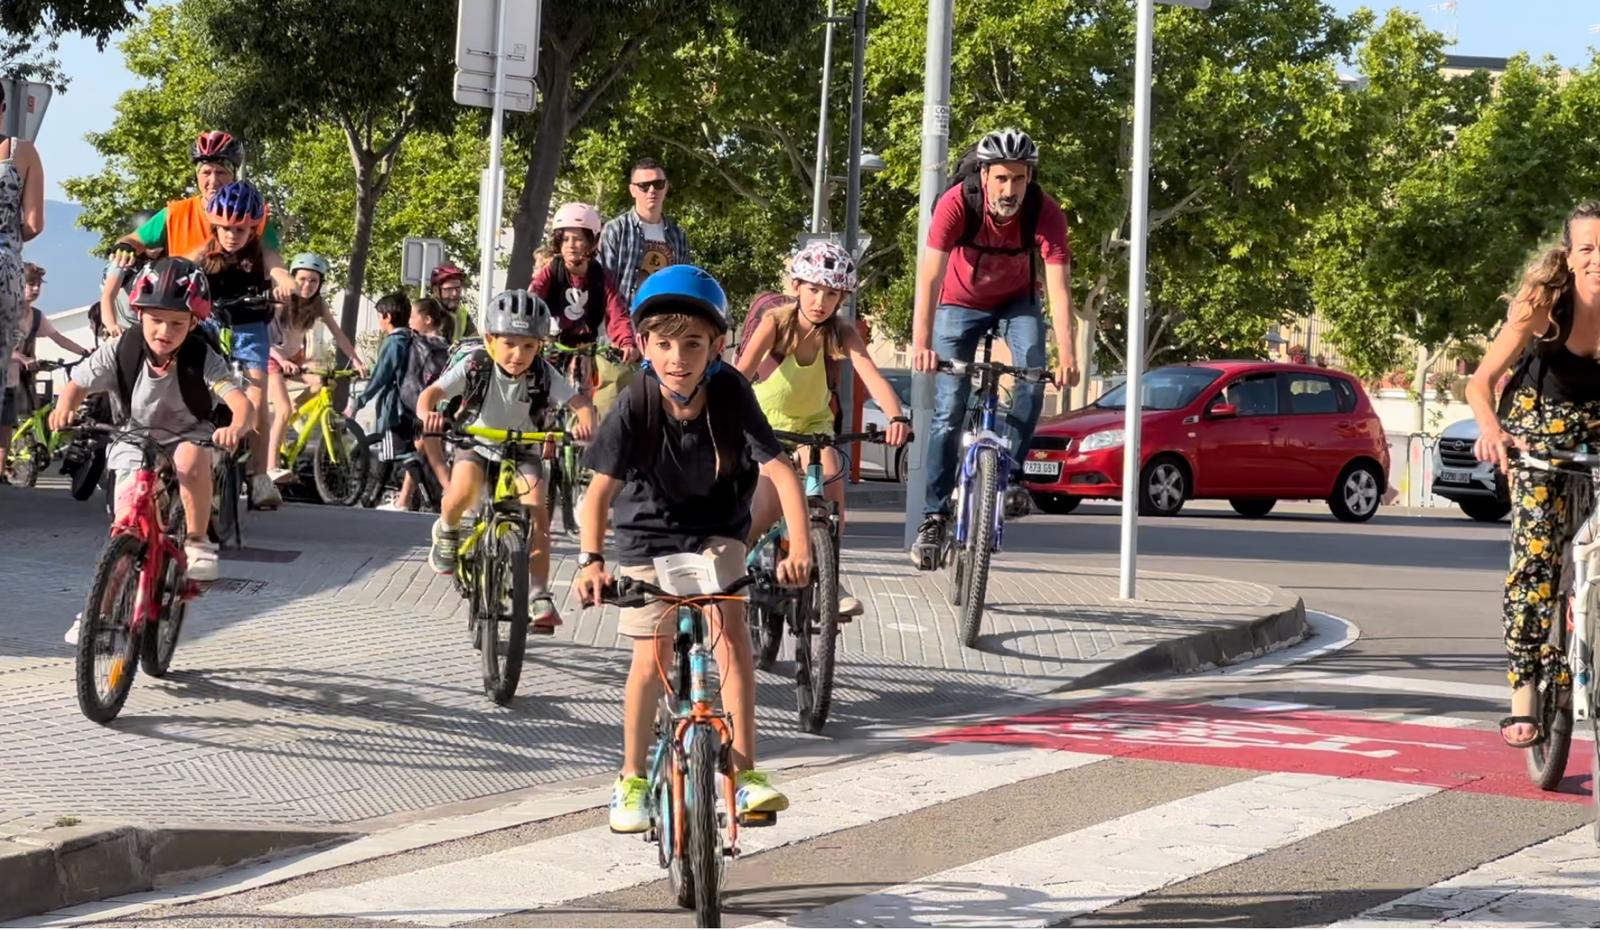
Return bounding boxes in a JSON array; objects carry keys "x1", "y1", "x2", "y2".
[{"x1": 1209, "y1": 403, "x2": 1238, "y2": 419}]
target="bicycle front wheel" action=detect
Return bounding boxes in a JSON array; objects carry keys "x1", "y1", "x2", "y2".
[
  {"x1": 139, "y1": 550, "x2": 186, "y2": 678},
  {"x1": 1529, "y1": 613, "x2": 1573, "y2": 790},
  {"x1": 686, "y1": 723, "x2": 723, "y2": 927},
  {"x1": 211, "y1": 455, "x2": 244, "y2": 550},
  {"x1": 14, "y1": 436, "x2": 41, "y2": 487},
  {"x1": 312, "y1": 418, "x2": 370, "y2": 507},
  {"x1": 76, "y1": 533, "x2": 145, "y2": 723},
  {"x1": 482, "y1": 521, "x2": 530, "y2": 705},
  {"x1": 798, "y1": 522, "x2": 841, "y2": 734},
  {"x1": 958, "y1": 446, "x2": 1001, "y2": 649},
  {"x1": 360, "y1": 459, "x2": 395, "y2": 508}
]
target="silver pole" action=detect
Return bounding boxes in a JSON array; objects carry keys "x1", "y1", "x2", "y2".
[
  {"x1": 478, "y1": 0, "x2": 513, "y2": 316},
  {"x1": 1119, "y1": 0, "x2": 1156, "y2": 600},
  {"x1": 839, "y1": 0, "x2": 867, "y2": 437},
  {"x1": 810, "y1": 0, "x2": 836, "y2": 235},
  {"x1": 903, "y1": 0, "x2": 953, "y2": 549}
]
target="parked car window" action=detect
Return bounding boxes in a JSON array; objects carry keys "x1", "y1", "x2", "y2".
[
  {"x1": 1219, "y1": 374, "x2": 1279, "y2": 416},
  {"x1": 1286, "y1": 374, "x2": 1341, "y2": 415},
  {"x1": 1094, "y1": 366, "x2": 1222, "y2": 411}
]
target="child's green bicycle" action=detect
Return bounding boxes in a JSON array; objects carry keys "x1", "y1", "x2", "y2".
[
  {"x1": 449, "y1": 425, "x2": 562, "y2": 705},
  {"x1": 543, "y1": 341, "x2": 619, "y2": 534},
  {"x1": 277, "y1": 368, "x2": 370, "y2": 506},
  {"x1": 6, "y1": 359, "x2": 79, "y2": 487}
]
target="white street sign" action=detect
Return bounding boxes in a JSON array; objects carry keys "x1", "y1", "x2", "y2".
[
  {"x1": 454, "y1": 0, "x2": 539, "y2": 112},
  {"x1": 0, "y1": 79, "x2": 53, "y2": 142},
  {"x1": 401, "y1": 237, "x2": 447, "y2": 289}
]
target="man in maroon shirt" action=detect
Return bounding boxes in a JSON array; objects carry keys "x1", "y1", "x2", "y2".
[{"x1": 909, "y1": 128, "x2": 1079, "y2": 561}]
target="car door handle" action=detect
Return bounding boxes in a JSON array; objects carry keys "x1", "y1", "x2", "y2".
[{"x1": 1267, "y1": 426, "x2": 1281, "y2": 432}]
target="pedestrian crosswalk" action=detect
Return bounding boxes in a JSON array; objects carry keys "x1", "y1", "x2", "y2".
[{"x1": 21, "y1": 698, "x2": 1600, "y2": 929}]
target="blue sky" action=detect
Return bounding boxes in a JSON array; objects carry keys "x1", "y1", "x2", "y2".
[{"x1": 29, "y1": 1, "x2": 1600, "y2": 203}]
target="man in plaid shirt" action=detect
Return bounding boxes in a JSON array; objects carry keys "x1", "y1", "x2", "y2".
[{"x1": 597, "y1": 157, "x2": 691, "y2": 413}]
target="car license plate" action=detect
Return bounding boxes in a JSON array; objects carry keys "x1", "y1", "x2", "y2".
[
  {"x1": 1438, "y1": 469, "x2": 1472, "y2": 484},
  {"x1": 1022, "y1": 460, "x2": 1061, "y2": 481}
]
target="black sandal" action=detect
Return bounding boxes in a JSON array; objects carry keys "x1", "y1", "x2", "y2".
[{"x1": 1499, "y1": 715, "x2": 1544, "y2": 749}]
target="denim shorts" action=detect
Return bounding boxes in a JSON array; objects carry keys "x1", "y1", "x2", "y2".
[{"x1": 229, "y1": 321, "x2": 271, "y2": 372}]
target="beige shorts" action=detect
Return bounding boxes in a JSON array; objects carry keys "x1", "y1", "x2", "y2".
[{"x1": 617, "y1": 538, "x2": 747, "y2": 638}]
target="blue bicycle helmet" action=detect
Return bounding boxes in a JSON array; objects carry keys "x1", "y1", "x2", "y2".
[
  {"x1": 630, "y1": 265, "x2": 729, "y2": 334},
  {"x1": 206, "y1": 181, "x2": 265, "y2": 225}
]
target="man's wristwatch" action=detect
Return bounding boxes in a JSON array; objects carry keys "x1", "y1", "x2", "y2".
[{"x1": 577, "y1": 552, "x2": 605, "y2": 569}]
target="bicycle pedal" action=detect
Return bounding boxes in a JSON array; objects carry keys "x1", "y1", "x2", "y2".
[{"x1": 738, "y1": 810, "x2": 777, "y2": 827}]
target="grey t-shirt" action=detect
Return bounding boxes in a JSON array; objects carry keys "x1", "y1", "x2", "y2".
[
  {"x1": 433, "y1": 354, "x2": 575, "y2": 432},
  {"x1": 73, "y1": 337, "x2": 239, "y2": 471}
]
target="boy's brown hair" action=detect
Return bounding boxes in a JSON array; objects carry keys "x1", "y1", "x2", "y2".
[
  {"x1": 23, "y1": 262, "x2": 44, "y2": 285},
  {"x1": 638, "y1": 311, "x2": 719, "y2": 341}
]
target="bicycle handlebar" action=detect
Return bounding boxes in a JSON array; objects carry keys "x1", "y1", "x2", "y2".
[
  {"x1": 76, "y1": 422, "x2": 223, "y2": 451},
  {"x1": 31, "y1": 358, "x2": 82, "y2": 374},
  {"x1": 452, "y1": 425, "x2": 565, "y2": 446},
  {"x1": 304, "y1": 367, "x2": 360, "y2": 381},
  {"x1": 548, "y1": 341, "x2": 623, "y2": 363},
  {"x1": 211, "y1": 292, "x2": 275, "y2": 312},
  {"x1": 1510, "y1": 446, "x2": 1600, "y2": 472},
  {"x1": 937, "y1": 358, "x2": 1053, "y2": 384},
  {"x1": 587, "y1": 574, "x2": 756, "y2": 609},
  {"x1": 772, "y1": 426, "x2": 915, "y2": 449}
]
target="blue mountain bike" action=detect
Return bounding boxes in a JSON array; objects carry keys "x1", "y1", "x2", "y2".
[{"x1": 937, "y1": 335, "x2": 1053, "y2": 648}]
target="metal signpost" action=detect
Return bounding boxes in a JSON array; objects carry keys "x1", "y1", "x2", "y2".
[
  {"x1": 903, "y1": 0, "x2": 954, "y2": 549},
  {"x1": 455, "y1": 0, "x2": 539, "y2": 317},
  {"x1": 1119, "y1": 0, "x2": 1210, "y2": 598},
  {"x1": 0, "y1": 78, "x2": 52, "y2": 142},
  {"x1": 401, "y1": 237, "x2": 448, "y2": 290}
]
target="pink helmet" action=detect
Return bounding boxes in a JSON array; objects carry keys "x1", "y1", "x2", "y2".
[{"x1": 551, "y1": 202, "x2": 603, "y2": 237}]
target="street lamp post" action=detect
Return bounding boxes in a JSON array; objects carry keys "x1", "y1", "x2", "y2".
[
  {"x1": 810, "y1": 1, "x2": 842, "y2": 235},
  {"x1": 839, "y1": 0, "x2": 869, "y2": 435}
]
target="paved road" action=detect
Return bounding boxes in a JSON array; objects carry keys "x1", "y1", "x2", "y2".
[{"x1": 23, "y1": 494, "x2": 1576, "y2": 929}]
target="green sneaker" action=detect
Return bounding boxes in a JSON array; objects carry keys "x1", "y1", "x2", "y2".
[
  {"x1": 429, "y1": 519, "x2": 459, "y2": 575},
  {"x1": 736, "y1": 770, "x2": 789, "y2": 815},
  {"x1": 609, "y1": 775, "x2": 650, "y2": 834}
]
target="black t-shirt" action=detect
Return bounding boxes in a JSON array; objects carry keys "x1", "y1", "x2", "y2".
[{"x1": 585, "y1": 372, "x2": 784, "y2": 564}]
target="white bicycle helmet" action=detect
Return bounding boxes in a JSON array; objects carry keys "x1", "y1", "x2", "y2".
[
  {"x1": 790, "y1": 241, "x2": 858, "y2": 293},
  {"x1": 976, "y1": 128, "x2": 1039, "y2": 166}
]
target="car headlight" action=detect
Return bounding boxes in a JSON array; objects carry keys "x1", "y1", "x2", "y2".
[{"x1": 1079, "y1": 429, "x2": 1125, "y2": 452}]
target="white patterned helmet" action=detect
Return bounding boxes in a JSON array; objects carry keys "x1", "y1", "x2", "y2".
[
  {"x1": 789, "y1": 241, "x2": 858, "y2": 293},
  {"x1": 976, "y1": 128, "x2": 1039, "y2": 166}
]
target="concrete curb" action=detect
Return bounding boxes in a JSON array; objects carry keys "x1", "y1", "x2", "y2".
[
  {"x1": 0, "y1": 821, "x2": 354, "y2": 922},
  {"x1": 1065, "y1": 587, "x2": 1310, "y2": 693},
  {"x1": 844, "y1": 483, "x2": 906, "y2": 509}
]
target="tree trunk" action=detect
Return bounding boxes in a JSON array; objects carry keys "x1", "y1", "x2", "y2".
[
  {"x1": 1073, "y1": 275, "x2": 1110, "y2": 409},
  {"x1": 1411, "y1": 343, "x2": 1435, "y2": 434},
  {"x1": 504, "y1": 52, "x2": 574, "y2": 291}
]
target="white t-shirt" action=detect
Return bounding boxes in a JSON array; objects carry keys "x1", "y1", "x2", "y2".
[
  {"x1": 637, "y1": 221, "x2": 674, "y2": 292},
  {"x1": 433, "y1": 355, "x2": 576, "y2": 434}
]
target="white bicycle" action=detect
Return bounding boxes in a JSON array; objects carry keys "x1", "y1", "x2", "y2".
[{"x1": 1516, "y1": 448, "x2": 1600, "y2": 839}]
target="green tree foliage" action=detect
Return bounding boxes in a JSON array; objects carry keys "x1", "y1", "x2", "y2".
[{"x1": 1, "y1": 0, "x2": 144, "y2": 47}]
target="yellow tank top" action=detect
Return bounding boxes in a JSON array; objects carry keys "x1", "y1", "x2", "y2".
[{"x1": 754, "y1": 346, "x2": 833, "y2": 433}]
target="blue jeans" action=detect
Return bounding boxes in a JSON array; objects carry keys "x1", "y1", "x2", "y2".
[{"x1": 922, "y1": 299, "x2": 1047, "y2": 516}]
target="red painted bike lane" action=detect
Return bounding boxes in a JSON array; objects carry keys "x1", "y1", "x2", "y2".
[{"x1": 931, "y1": 698, "x2": 1593, "y2": 803}]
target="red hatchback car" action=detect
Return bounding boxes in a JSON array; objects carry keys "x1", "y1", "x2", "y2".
[{"x1": 1023, "y1": 361, "x2": 1389, "y2": 521}]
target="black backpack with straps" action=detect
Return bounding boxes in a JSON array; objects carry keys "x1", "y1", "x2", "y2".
[
  {"x1": 454, "y1": 347, "x2": 552, "y2": 427},
  {"x1": 625, "y1": 365, "x2": 747, "y2": 499},
  {"x1": 947, "y1": 142, "x2": 1045, "y2": 282},
  {"x1": 112, "y1": 328, "x2": 219, "y2": 424}
]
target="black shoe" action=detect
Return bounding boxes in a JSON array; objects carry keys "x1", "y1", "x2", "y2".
[
  {"x1": 1003, "y1": 485, "x2": 1031, "y2": 519},
  {"x1": 911, "y1": 515, "x2": 946, "y2": 570}
]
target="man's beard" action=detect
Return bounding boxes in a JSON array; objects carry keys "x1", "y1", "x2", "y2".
[{"x1": 989, "y1": 197, "x2": 1020, "y2": 219}]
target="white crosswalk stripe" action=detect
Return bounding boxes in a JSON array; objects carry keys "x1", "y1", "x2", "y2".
[
  {"x1": 1337, "y1": 825, "x2": 1600, "y2": 927},
  {"x1": 262, "y1": 742, "x2": 1106, "y2": 925},
  {"x1": 763, "y1": 773, "x2": 1435, "y2": 928}
]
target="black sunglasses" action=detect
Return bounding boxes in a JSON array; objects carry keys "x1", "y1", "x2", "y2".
[{"x1": 632, "y1": 179, "x2": 667, "y2": 192}]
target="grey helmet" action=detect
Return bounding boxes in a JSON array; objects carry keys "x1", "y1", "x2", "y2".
[
  {"x1": 976, "y1": 128, "x2": 1039, "y2": 166},
  {"x1": 483, "y1": 289, "x2": 552, "y2": 338}
]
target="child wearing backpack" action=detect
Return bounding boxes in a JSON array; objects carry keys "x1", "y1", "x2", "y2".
[
  {"x1": 345, "y1": 293, "x2": 415, "y2": 468},
  {"x1": 571, "y1": 265, "x2": 812, "y2": 834},
  {"x1": 51, "y1": 257, "x2": 254, "y2": 619},
  {"x1": 419, "y1": 290, "x2": 596, "y2": 632},
  {"x1": 265, "y1": 252, "x2": 366, "y2": 484},
  {"x1": 735, "y1": 241, "x2": 910, "y2": 617},
  {"x1": 376, "y1": 296, "x2": 454, "y2": 512}
]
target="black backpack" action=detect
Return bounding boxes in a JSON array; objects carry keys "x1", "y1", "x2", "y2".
[
  {"x1": 453, "y1": 347, "x2": 552, "y2": 427},
  {"x1": 946, "y1": 142, "x2": 1045, "y2": 282},
  {"x1": 625, "y1": 366, "x2": 748, "y2": 499},
  {"x1": 112, "y1": 328, "x2": 219, "y2": 425},
  {"x1": 399, "y1": 331, "x2": 450, "y2": 416}
]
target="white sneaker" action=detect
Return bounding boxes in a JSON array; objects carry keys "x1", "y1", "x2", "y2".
[
  {"x1": 185, "y1": 540, "x2": 220, "y2": 582},
  {"x1": 376, "y1": 499, "x2": 408, "y2": 512},
  {"x1": 267, "y1": 467, "x2": 294, "y2": 484},
  {"x1": 838, "y1": 589, "x2": 865, "y2": 617},
  {"x1": 251, "y1": 474, "x2": 283, "y2": 509},
  {"x1": 64, "y1": 614, "x2": 82, "y2": 646}
]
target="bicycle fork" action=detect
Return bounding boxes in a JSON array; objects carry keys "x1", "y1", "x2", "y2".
[{"x1": 1571, "y1": 518, "x2": 1600, "y2": 721}]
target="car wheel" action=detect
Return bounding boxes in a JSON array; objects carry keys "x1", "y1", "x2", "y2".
[
  {"x1": 1030, "y1": 492, "x2": 1081, "y2": 515},
  {"x1": 1139, "y1": 456, "x2": 1188, "y2": 517},
  {"x1": 1459, "y1": 498, "x2": 1511, "y2": 522},
  {"x1": 1229, "y1": 498, "x2": 1276, "y2": 518},
  {"x1": 1330, "y1": 462, "x2": 1382, "y2": 523}
]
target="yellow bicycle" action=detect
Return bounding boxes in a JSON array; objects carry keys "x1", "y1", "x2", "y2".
[
  {"x1": 279, "y1": 368, "x2": 370, "y2": 506},
  {"x1": 450, "y1": 425, "x2": 562, "y2": 705}
]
